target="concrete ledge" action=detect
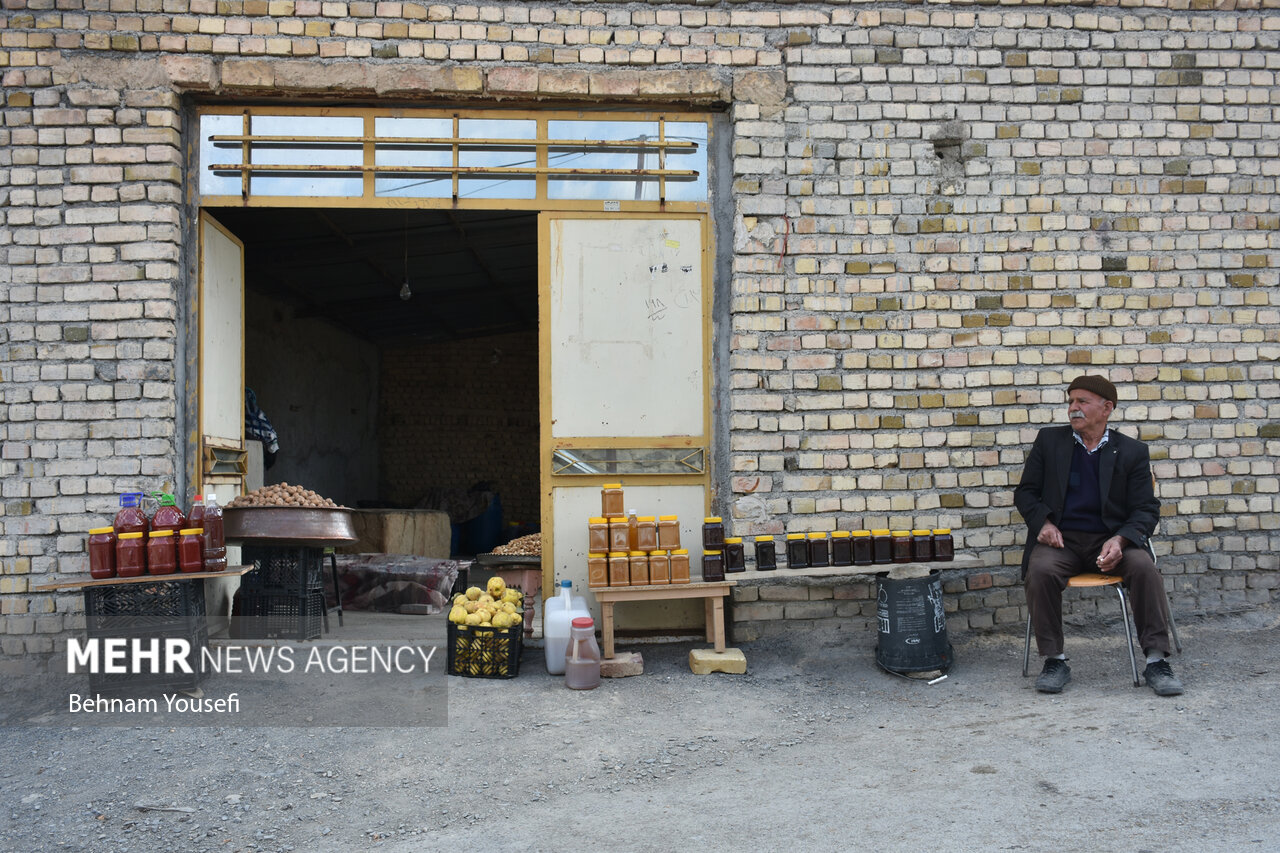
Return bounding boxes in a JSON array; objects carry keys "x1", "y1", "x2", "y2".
[{"x1": 689, "y1": 647, "x2": 746, "y2": 675}]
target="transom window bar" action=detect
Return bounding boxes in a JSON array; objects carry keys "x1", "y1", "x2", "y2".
[{"x1": 198, "y1": 108, "x2": 709, "y2": 207}]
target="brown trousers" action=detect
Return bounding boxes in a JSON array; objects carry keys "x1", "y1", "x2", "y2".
[{"x1": 1025, "y1": 529, "x2": 1172, "y2": 658}]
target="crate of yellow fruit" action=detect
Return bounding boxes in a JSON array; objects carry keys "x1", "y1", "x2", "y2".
[{"x1": 445, "y1": 576, "x2": 525, "y2": 678}]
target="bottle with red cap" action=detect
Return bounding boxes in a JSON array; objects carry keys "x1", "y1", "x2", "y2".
[{"x1": 564, "y1": 616, "x2": 601, "y2": 690}]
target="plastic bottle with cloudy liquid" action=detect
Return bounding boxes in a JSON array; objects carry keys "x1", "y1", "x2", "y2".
[{"x1": 543, "y1": 580, "x2": 591, "y2": 675}]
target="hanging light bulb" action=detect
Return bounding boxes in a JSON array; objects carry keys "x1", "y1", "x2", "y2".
[{"x1": 399, "y1": 212, "x2": 412, "y2": 301}]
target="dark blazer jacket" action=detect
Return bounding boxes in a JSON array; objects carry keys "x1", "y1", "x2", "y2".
[{"x1": 1013, "y1": 425, "x2": 1160, "y2": 577}]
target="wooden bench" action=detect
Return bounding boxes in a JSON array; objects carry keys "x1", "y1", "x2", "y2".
[{"x1": 591, "y1": 580, "x2": 735, "y2": 660}]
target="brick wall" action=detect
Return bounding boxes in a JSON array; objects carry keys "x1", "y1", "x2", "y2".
[
  {"x1": 1, "y1": 2, "x2": 1278, "y2": 671},
  {"x1": 379, "y1": 331, "x2": 540, "y2": 528}
]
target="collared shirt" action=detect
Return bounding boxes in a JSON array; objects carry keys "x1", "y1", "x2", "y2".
[{"x1": 1072, "y1": 427, "x2": 1110, "y2": 455}]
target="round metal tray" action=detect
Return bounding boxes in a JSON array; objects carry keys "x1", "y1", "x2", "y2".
[
  {"x1": 474, "y1": 553, "x2": 542, "y2": 567},
  {"x1": 224, "y1": 506, "x2": 357, "y2": 547}
]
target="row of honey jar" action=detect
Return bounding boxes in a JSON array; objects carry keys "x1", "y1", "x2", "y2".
[
  {"x1": 587, "y1": 550, "x2": 692, "y2": 588},
  {"x1": 587, "y1": 514, "x2": 681, "y2": 554},
  {"x1": 704, "y1": 526, "x2": 956, "y2": 573}
]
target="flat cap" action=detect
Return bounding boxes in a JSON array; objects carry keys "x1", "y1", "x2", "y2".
[{"x1": 1067, "y1": 375, "x2": 1117, "y2": 405}]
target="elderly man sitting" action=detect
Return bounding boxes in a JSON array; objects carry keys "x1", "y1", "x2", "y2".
[{"x1": 1014, "y1": 375, "x2": 1182, "y2": 697}]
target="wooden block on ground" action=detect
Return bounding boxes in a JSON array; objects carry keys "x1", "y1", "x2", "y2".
[
  {"x1": 601, "y1": 651, "x2": 644, "y2": 678},
  {"x1": 689, "y1": 647, "x2": 746, "y2": 675}
]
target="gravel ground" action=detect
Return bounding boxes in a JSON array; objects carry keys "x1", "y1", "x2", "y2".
[{"x1": 2, "y1": 610, "x2": 1278, "y2": 853}]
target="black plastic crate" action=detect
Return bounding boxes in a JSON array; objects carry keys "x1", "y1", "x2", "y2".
[
  {"x1": 86, "y1": 621, "x2": 211, "y2": 694},
  {"x1": 240, "y1": 545, "x2": 324, "y2": 593},
  {"x1": 232, "y1": 590, "x2": 324, "y2": 641},
  {"x1": 85, "y1": 579, "x2": 208, "y2": 635},
  {"x1": 446, "y1": 621, "x2": 522, "y2": 679},
  {"x1": 82, "y1": 584, "x2": 210, "y2": 695}
]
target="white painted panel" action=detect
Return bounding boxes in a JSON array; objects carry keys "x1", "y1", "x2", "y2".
[
  {"x1": 552, "y1": 483, "x2": 706, "y2": 629},
  {"x1": 549, "y1": 218, "x2": 703, "y2": 438},
  {"x1": 199, "y1": 214, "x2": 244, "y2": 446}
]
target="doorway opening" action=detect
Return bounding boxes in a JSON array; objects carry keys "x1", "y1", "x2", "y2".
[{"x1": 209, "y1": 206, "x2": 540, "y2": 562}]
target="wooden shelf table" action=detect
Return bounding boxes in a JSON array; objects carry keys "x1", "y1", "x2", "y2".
[{"x1": 591, "y1": 580, "x2": 736, "y2": 660}]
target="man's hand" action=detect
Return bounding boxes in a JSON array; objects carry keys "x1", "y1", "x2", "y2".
[
  {"x1": 1095, "y1": 536, "x2": 1124, "y2": 572},
  {"x1": 1036, "y1": 519, "x2": 1064, "y2": 548}
]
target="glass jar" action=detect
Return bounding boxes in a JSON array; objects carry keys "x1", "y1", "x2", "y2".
[
  {"x1": 831, "y1": 531, "x2": 853, "y2": 567},
  {"x1": 629, "y1": 550, "x2": 650, "y2": 585},
  {"x1": 807, "y1": 532, "x2": 829, "y2": 568},
  {"x1": 649, "y1": 551, "x2": 671, "y2": 584},
  {"x1": 116, "y1": 531, "x2": 146, "y2": 577},
  {"x1": 852, "y1": 530, "x2": 873, "y2": 566},
  {"x1": 636, "y1": 516, "x2": 658, "y2": 552},
  {"x1": 702, "y1": 549, "x2": 725, "y2": 582},
  {"x1": 754, "y1": 536, "x2": 777, "y2": 571},
  {"x1": 88, "y1": 527, "x2": 117, "y2": 579},
  {"x1": 871, "y1": 529, "x2": 893, "y2": 565},
  {"x1": 147, "y1": 529, "x2": 177, "y2": 575},
  {"x1": 608, "y1": 551, "x2": 630, "y2": 587},
  {"x1": 587, "y1": 553, "x2": 609, "y2": 588},
  {"x1": 178, "y1": 528, "x2": 204, "y2": 573},
  {"x1": 724, "y1": 538, "x2": 746, "y2": 573},
  {"x1": 657, "y1": 515, "x2": 681, "y2": 550},
  {"x1": 932, "y1": 528, "x2": 955, "y2": 561},
  {"x1": 608, "y1": 517, "x2": 630, "y2": 552},
  {"x1": 702, "y1": 517, "x2": 725, "y2": 551},
  {"x1": 911, "y1": 529, "x2": 934, "y2": 562},
  {"x1": 669, "y1": 549, "x2": 690, "y2": 584},
  {"x1": 785, "y1": 533, "x2": 809, "y2": 569},
  {"x1": 601, "y1": 483, "x2": 625, "y2": 517},
  {"x1": 588, "y1": 517, "x2": 610, "y2": 554},
  {"x1": 891, "y1": 530, "x2": 913, "y2": 564}
]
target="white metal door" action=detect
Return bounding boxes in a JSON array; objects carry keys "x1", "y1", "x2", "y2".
[
  {"x1": 198, "y1": 212, "x2": 246, "y2": 502},
  {"x1": 197, "y1": 212, "x2": 247, "y2": 633},
  {"x1": 541, "y1": 214, "x2": 710, "y2": 628}
]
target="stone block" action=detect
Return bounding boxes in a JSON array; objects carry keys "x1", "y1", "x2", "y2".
[
  {"x1": 689, "y1": 647, "x2": 746, "y2": 675},
  {"x1": 601, "y1": 651, "x2": 643, "y2": 678}
]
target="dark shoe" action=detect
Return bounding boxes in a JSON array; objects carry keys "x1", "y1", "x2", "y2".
[
  {"x1": 1035, "y1": 658, "x2": 1071, "y2": 693},
  {"x1": 1143, "y1": 659, "x2": 1183, "y2": 696}
]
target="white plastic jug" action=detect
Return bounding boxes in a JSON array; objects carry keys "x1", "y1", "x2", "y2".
[{"x1": 544, "y1": 580, "x2": 590, "y2": 675}]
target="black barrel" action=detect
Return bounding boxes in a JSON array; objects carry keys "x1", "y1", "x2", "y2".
[{"x1": 875, "y1": 571, "x2": 952, "y2": 675}]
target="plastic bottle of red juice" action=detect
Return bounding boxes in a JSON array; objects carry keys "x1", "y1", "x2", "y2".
[{"x1": 112, "y1": 492, "x2": 149, "y2": 537}]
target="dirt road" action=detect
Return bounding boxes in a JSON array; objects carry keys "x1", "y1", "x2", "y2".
[{"x1": 3, "y1": 611, "x2": 1278, "y2": 853}]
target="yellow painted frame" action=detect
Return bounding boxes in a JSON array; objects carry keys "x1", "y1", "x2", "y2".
[
  {"x1": 197, "y1": 104, "x2": 711, "y2": 214},
  {"x1": 194, "y1": 106, "x2": 718, "y2": 606},
  {"x1": 538, "y1": 211, "x2": 714, "y2": 599}
]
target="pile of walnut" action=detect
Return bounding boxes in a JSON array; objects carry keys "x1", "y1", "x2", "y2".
[
  {"x1": 227, "y1": 483, "x2": 339, "y2": 509},
  {"x1": 489, "y1": 532, "x2": 541, "y2": 557}
]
